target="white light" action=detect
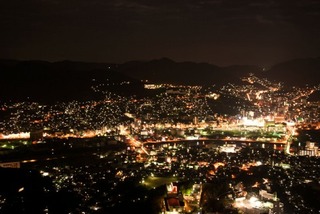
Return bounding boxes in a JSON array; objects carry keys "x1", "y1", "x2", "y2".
[
  {"x1": 256, "y1": 161, "x2": 262, "y2": 166},
  {"x1": 249, "y1": 196, "x2": 262, "y2": 208}
]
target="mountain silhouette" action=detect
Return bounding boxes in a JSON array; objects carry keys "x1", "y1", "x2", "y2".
[{"x1": 0, "y1": 57, "x2": 319, "y2": 103}]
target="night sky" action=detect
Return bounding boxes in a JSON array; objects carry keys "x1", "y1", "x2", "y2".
[{"x1": 1, "y1": 0, "x2": 320, "y2": 66}]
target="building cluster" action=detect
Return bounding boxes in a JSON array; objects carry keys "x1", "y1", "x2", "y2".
[
  {"x1": 1, "y1": 74, "x2": 320, "y2": 141},
  {"x1": 1, "y1": 137, "x2": 319, "y2": 213},
  {"x1": 0, "y1": 74, "x2": 319, "y2": 213},
  {"x1": 220, "y1": 74, "x2": 320, "y2": 125}
]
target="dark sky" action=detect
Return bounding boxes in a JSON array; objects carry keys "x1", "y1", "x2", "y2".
[{"x1": 1, "y1": 0, "x2": 320, "y2": 66}]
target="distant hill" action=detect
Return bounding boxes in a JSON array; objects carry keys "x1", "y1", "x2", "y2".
[
  {"x1": 262, "y1": 57, "x2": 320, "y2": 86},
  {"x1": 1, "y1": 57, "x2": 320, "y2": 103},
  {"x1": 117, "y1": 58, "x2": 261, "y2": 86},
  {"x1": 117, "y1": 57, "x2": 320, "y2": 87},
  {"x1": 0, "y1": 60, "x2": 143, "y2": 103}
]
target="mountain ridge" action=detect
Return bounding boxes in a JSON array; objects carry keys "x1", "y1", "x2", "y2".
[{"x1": 0, "y1": 57, "x2": 319, "y2": 103}]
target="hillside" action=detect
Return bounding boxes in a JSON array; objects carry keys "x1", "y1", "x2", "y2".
[
  {"x1": 1, "y1": 57, "x2": 320, "y2": 103},
  {"x1": 0, "y1": 60, "x2": 143, "y2": 103},
  {"x1": 117, "y1": 58, "x2": 261, "y2": 86},
  {"x1": 262, "y1": 57, "x2": 320, "y2": 86}
]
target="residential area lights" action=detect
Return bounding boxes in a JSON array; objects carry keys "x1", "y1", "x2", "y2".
[{"x1": 0, "y1": 74, "x2": 319, "y2": 213}]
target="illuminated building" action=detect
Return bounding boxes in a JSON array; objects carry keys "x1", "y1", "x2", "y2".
[{"x1": 298, "y1": 141, "x2": 319, "y2": 156}]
